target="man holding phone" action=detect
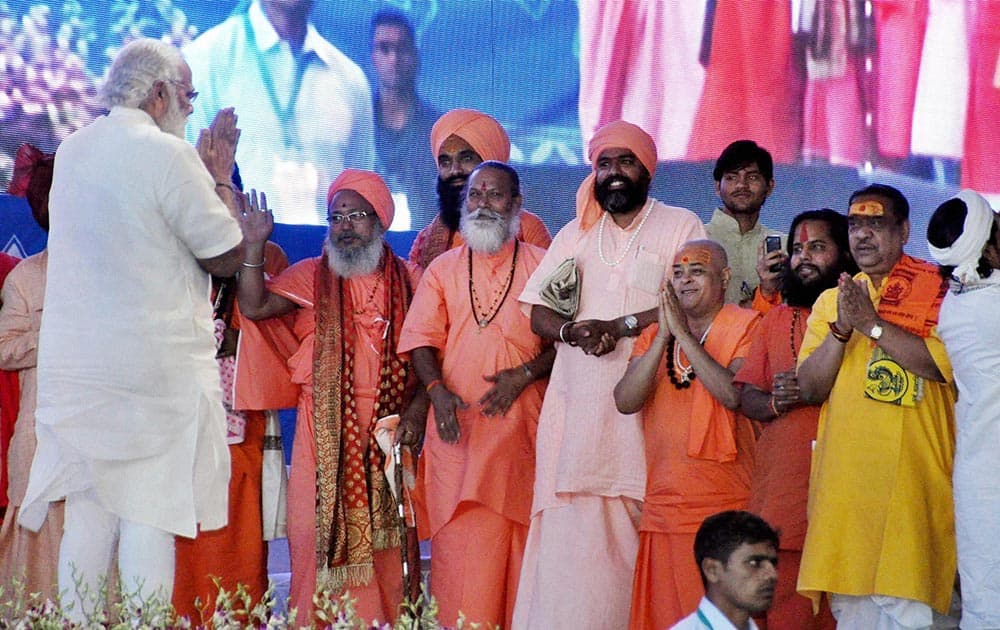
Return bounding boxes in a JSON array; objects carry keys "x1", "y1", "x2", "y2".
[{"x1": 705, "y1": 140, "x2": 783, "y2": 308}]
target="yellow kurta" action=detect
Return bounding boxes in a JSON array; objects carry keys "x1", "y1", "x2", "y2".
[{"x1": 796, "y1": 273, "x2": 957, "y2": 613}]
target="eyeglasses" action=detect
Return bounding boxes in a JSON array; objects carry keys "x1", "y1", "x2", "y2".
[
  {"x1": 169, "y1": 80, "x2": 199, "y2": 102},
  {"x1": 328, "y1": 210, "x2": 373, "y2": 224}
]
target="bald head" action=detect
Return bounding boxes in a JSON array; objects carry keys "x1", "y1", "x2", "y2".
[
  {"x1": 675, "y1": 239, "x2": 729, "y2": 270},
  {"x1": 671, "y1": 240, "x2": 730, "y2": 316}
]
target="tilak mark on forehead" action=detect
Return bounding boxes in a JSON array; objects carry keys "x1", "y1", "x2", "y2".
[
  {"x1": 674, "y1": 247, "x2": 713, "y2": 267},
  {"x1": 797, "y1": 222, "x2": 811, "y2": 244},
  {"x1": 849, "y1": 200, "x2": 885, "y2": 217}
]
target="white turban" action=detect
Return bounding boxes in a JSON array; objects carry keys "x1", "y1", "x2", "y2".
[{"x1": 928, "y1": 189, "x2": 998, "y2": 285}]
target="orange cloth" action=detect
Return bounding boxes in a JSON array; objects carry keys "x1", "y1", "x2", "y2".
[
  {"x1": 576, "y1": 120, "x2": 658, "y2": 231},
  {"x1": 235, "y1": 240, "x2": 299, "y2": 411},
  {"x1": 751, "y1": 285, "x2": 782, "y2": 315},
  {"x1": 429, "y1": 503, "x2": 527, "y2": 629},
  {"x1": 875, "y1": 254, "x2": 948, "y2": 337},
  {"x1": 326, "y1": 169, "x2": 395, "y2": 229},
  {"x1": 430, "y1": 109, "x2": 510, "y2": 162},
  {"x1": 764, "y1": 549, "x2": 837, "y2": 630},
  {"x1": 408, "y1": 210, "x2": 551, "y2": 270},
  {"x1": 630, "y1": 531, "x2": 703, "y2": 630},
  {"x1": 398, "y1": 240, "x2": 546, "y2": 628},
  {"x1": 173, "y1": 412, "x2": 268, "y2": 622},
  {"x1": 246, "y1": 255, "x2": 418, "y2": 624},
  {"x1": 398, "y1": 240, "x2": 547, "y2": 536},
  {"x1": 732, "y1": 304, "x2": 837, "y2": 630},
  {"x1": 628, "y1": 304, "x2": 759, "y2": 629},
  {"x1": 173, "y1": 244, "x2": 288, "y2": 619},
  {"x1": 733, "y1": 305, "x2": 814, "y2": 550}
]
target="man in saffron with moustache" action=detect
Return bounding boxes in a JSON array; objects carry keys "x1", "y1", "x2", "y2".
[
  {"x1": 398, "y1": 161, "x2": 553, "y2": 627},
  {"x1": 408, "y1": 108, "x2": 551, "y2": 269},
  {"x1": 797, "y1": 184, "x2": 958, "y2": 629},
  {"x1": 513, "y1": 120, "x2": 704, "y2": 629},
  {"x1": 237, "y1": 169, "x2": 424, "y2": 624},
  {"x1": 734, "y1": 209, "x2": 855, "y2": 630},
  {"x1": 615, "y1": 239, "x2": 760, "y2": 629}
]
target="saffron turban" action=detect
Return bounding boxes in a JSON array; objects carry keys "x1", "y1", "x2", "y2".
[
  {"x1": 327, "y1": 169, "x2": 394, "y2": 230},
  {"x1": 430, "y1": 109, "x2": 511, "y2": 163},
  {"x1": 928, "y1": 189, "x2": 998, "y2": 285},
  {"x1": 576, "y1": 120, "x2": 658, "y2": 231}
]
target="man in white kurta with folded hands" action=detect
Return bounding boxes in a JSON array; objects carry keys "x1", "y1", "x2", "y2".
[{"x1": 17, "y1": 38, "x2": 246, "y2": 621}]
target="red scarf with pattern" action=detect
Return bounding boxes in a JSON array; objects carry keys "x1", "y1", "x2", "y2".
[
  {"x1": 412, "y1": 215, "x2": 456, "y2": 270},
  {"x1": 312, "y1": 243, "x2": 414, "y2": 591}
]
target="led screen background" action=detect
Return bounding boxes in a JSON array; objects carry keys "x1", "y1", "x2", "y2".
[
  {"x1": 1, "y1": 0, "x2": 583, "y2": 226},
  {"x1": 2, "y1": 0, "x2": 996, "y2": 235}
]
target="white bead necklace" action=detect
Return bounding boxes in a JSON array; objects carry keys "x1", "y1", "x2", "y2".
[{"x1": 597, "y1": 198, "x2": 654, "y2": 267}]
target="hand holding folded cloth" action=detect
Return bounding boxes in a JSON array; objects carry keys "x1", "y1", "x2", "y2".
[{"x1": 539, "y1": 257, "x2": 580, "y2": 319}]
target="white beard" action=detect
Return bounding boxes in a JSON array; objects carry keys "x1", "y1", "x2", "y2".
[
  {"x1": 460, "y1": 208, "x2": 521, "y2": 254},
  {"x1": 156, "y1": 84, "x2": 188, "y2": 139},
  {"x1": 324, "y1": 232, "x2": 384, "y2": 278}
]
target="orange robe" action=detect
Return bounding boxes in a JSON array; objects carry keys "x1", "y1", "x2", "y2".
[
  {"x1": 732, "y1": 305, "x2": 836, "y2": 630},
  {"x1": 408, "y1": 210, "x2": 551, "y2": 269},
  {"x1": 172, "y1": 242, "x2": 289, "y2": 621},
  {"x1": 262, "y1": 256, "x2": 419, "y2": 625},
  {"x1": 628, "y1": 304, "x2": 759, "y2": 630},
  {"x1": 398, "y1": 240, "x2": 547, "y2": 627}
]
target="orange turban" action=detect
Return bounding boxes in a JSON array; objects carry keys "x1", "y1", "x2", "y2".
[
  {"x1": 430, "y1": 109, "x2": 511, "y2": 163},
  {"x1": 326, "y1": 169, "x2": 394, "y2": 230},
  {"x1": 576, "y1": 120, "x2": 658, "y2": 231}
]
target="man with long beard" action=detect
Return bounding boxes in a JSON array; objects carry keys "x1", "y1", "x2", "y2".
[
  {"x1": 408, "y1": 109, "x2": 551, "y2": 269},
  {"x1": 236, "y1": 169, "x2": 425, "y2": 625},
  {"x1": 733, "y1": 209, "x2": 855, "y2": 630},
  {"x1": 18, "y1": 38, "x2": 246, "y2": 622},
  {"x1": 397, "y1": 161, "x2": 554, "y2": 627},
  {"x1": 513, "y1": 120, "x2": 704, "y2": 629}
]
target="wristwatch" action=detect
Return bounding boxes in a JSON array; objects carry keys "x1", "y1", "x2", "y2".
[
  {"x1": 623, "y1": 314, "x2": 639, "y2": 336},
  {"x1": 869, "y1": 321, "x2": 884, "y2": 341}
]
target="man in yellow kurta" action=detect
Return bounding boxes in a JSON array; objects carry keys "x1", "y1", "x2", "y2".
[{"x1": 796, "y1": 184, "x2": 957, "y2": 629}]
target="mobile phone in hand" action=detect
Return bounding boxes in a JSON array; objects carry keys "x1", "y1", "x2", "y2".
[{"x1": 765, "y1": 235, "x2": 783, "y2": 272}]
